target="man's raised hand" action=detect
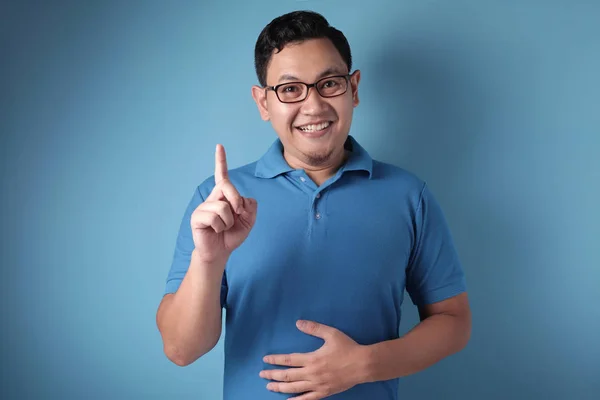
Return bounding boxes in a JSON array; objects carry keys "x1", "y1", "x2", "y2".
[{"x1": 190, "y1": 144, "x2": 258, "y2": 265}]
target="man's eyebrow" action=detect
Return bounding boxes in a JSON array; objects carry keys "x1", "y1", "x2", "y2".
[
  {"x1": 277, "y1": 74, "x2": 300, "y2": 83},
  {"x1": 316, "y1": 67, "x2": 347, "y2": 80},
  {"x1": 276, "y1": 67, "x2": 348, "y2": 84}
]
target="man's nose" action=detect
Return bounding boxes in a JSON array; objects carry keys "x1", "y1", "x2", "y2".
[{"x1": 300, "y1": 86, "x2": 327, "y2": 114}]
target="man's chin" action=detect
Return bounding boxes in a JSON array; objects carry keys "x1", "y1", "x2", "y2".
[{"x1": 300, "y1": 148, "x2": 336, "y2": 166}]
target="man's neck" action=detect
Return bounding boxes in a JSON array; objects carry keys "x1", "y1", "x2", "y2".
[{"x1": 284, "y1": 149, "x2": 350, "y2": 186}]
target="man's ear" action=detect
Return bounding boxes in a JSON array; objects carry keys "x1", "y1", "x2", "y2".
[
  {"x1": 350, "y1": 70, "x2": 361, "y2": 107},
  {"x1": 251, "y1": 85, "x2": 270, "y2": 121}
]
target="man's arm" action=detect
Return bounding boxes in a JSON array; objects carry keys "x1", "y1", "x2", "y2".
[
  {"x1": 156, "y1": 250, "x2": 225, "y2": 366},
  {"x1": 361, "y1": 292, "x2": 471, "y2": 382},
  {"x1": 157, "y1": 144, "x2": 258, "y2": 367}
]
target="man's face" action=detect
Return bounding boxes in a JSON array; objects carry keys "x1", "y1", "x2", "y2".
[{"x1": 252, "y1": 38, "x2": 360, "y2": 167}]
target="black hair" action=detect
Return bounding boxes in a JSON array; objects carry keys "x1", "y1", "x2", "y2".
[{"x1": 254, "y1": 10, "x2": 352, "y2": 87}]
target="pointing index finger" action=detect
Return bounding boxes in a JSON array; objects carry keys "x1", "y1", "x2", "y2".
[{"x1": 215, "y1": 144, "x2": 228, "y2": 183}]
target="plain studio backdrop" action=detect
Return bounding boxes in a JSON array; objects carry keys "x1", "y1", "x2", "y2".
[{"x1": 1, "y1": 1, "x2": 598, "y2": 399}]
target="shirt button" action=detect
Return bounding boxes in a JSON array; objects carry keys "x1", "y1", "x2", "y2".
[
  {"x1": 315, "y1": 213, "x2": 321, "y2": 220},
  {"x1": 316, "y1": 193, "x2": 321, "y2": 199},
  {"x1": 300, "y1": 177, "x2": 306, "y2": 182}
]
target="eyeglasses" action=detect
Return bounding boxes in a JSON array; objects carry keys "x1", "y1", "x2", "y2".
[{"x1": 265, "y1": 74, "x2": 351, "y2": 103}]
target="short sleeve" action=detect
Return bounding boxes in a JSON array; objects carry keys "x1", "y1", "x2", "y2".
[
  {"x1": 163, "y1": 186, "x2": 228, "y2": 308},
  {"x1": 406, "y1": 183, "x2": 467, "y2": 306}
]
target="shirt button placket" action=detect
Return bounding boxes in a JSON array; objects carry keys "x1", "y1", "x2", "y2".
[{"x1": 315, "y1": 190, "x2": 322, "y2": 220}]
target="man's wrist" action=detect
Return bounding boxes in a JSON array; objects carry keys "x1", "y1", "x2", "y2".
[
  {"x1": 354, "y1": 344, "x2": 377, "y2": 385},
  {"x1": 191, "y1": 249, "x2": 229, "y2": 276}
]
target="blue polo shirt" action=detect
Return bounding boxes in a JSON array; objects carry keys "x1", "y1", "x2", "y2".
[{"x1": 164, "y1": 135, "x2": 467, "y2": 399}]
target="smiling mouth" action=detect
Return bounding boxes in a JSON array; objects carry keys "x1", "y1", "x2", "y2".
[{"x1": 295, "y1": 121, "x2": 332, "y2": 133}]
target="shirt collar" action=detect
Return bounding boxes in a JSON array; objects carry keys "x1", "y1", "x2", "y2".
[{"x1": 254, "y1": 135, "x2": 373, "y2": 179}]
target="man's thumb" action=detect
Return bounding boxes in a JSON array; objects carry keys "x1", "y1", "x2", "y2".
[{"x1": 244, "y1": 197, "x2": 258, "y2": 214}]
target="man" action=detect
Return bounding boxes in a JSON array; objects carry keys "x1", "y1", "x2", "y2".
[{"x1": 157, "y1": 10, "x2": 471, "y2": 400}]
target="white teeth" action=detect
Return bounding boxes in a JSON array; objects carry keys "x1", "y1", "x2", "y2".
[{"x1": 298, "y1": 121, "x2": 330, "y2": 132}]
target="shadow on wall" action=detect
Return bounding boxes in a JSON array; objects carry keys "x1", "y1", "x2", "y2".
[{"x1": 366, "y1": 36, "x2": 556, "y2": 399}]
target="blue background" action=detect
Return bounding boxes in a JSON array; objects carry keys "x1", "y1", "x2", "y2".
[{"x1": 1, "y1": 0, "x2": 598, "y2": 399}]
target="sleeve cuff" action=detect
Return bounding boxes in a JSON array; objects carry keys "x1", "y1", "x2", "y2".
[
  {"x1": 411, "y1": 278, "x2": 467, "y2": 306},
  {"x1": 164, "y1": 279, "x2": 182, "y2": 296}
]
